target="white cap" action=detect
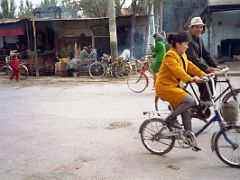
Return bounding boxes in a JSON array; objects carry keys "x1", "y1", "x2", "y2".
[{"x1": 189, "y1": 17, "x2": 206, "y2": 27}]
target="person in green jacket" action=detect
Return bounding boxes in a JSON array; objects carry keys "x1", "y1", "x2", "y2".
[{"x1": 150, "y1": 33, "x2": 166, "y2": 88}]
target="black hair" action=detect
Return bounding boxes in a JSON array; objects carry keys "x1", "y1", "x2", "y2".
[
  {"x1": 11, "y1": 55, "x2": 17, "y2": 59},
  {"x1": 167, "y1": 31, "x2": 190, "y2": 48}
]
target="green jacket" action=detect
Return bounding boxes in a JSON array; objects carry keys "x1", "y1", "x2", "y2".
[{"x1": 151, "y1": 40, "x2": 166, "y2": 64}]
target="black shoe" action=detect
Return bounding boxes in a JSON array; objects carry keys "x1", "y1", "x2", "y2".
[
  {"x1": 192, "y1": 146, "x2": 201, "y2": 152},
  {"x1": 165, "y1": 120, "x2": 182, "y2": 129}
]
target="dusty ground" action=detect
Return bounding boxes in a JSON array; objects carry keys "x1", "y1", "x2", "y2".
[{"x1": 0, "y1": 76, "x2": 240, "y2": 180}]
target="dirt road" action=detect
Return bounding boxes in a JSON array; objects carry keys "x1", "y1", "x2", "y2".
[{"x1": 0, "y1": 76, "x2": 239, "y2": 180}]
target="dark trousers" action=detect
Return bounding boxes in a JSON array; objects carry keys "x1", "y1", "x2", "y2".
[{"x1": 197, "y1": 78, "x2": 216, "y2": 101}]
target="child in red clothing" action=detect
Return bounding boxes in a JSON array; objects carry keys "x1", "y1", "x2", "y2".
[{"x1": 10, "y1": 55, "x2": 19, "y2": 81}]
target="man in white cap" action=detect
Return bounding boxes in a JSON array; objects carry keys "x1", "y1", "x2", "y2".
[{"x1": 186, "y1": 16, "x2": 219, "y2": 102}]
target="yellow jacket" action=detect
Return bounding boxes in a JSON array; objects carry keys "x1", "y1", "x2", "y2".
[{"x1": 155, "y1": 48, "x2": 206, "y2": 107}]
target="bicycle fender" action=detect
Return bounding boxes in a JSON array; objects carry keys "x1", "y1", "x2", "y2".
[
  {"x1": 210, "y1": 131, "x2": 219, "y2": 152},
  {"x1": 139, "y1": 119, "x2": 151, "y2": 133},
  {"x1": 139, "y1": 118, "x2": 165, "y2": 133},
  {"x1": 21, "y1": 64, "x2": 28, "y2": 72},
  {"x1": 3, "y1": 65, "x2": 12, "y2": 71}
]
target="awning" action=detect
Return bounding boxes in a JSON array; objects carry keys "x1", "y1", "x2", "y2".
[
  {"x1": 201, "y1": 4, "x2": 240, "y2": 17},
  {"x1": 0, "y1": 22, "x2": 24, "y2": 36}
]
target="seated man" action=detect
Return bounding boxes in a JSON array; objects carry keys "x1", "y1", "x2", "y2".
[
  {"x1": 79, "y1": 47, "x2": 90, "y2": 65},
  {"x1": 78, "y1": 47, "x2": 90, "y2": 73},
  {"x1": 120, "y1": 49, "x2": 130, "y2": 61},
  {"x1": 89, "y1": 46, "x2": 98, "y2": 63}
]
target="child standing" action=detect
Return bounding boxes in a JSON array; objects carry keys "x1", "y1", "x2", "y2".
[{"x1": 10, "y1": 55, "x2": 19, "y2": 81}]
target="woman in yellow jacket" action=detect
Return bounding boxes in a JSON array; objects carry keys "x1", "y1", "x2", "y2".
[{"x1": 155, "y1": 32, "x2": 206, "y2": 132}]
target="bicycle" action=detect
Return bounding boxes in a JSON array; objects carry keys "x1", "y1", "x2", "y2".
[
  {"x1": 127, "y1": 59, "x2": 153, "y2": 93},
  {"x1": 88, "y1": 54, "x2": 131, "y2": 79},
  {"x1": 139, "y1": 74, "x2": 240, "y2": 168},
  {"x1": 155, "y1": 67, "x2": 240, "y2": 122},
  {"x1": 0, "y1": 56, "x2": 28, "y2": 80}
]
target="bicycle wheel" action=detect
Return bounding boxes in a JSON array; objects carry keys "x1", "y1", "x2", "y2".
[
  {"x1": 0, "y1": 66, "x2": 12, "y2": 78},
  {"x1": 89, "y1": 62, "x2": 105, "y2": 78},
  {"x1": 114, "y1": 63, "x2": 124, "y2": 78},
  {"x1": 19, "y1": 64, "x2": 28, "y2": 80},
  {"x1": 123, "y1": 62, "x2": 132, "y2": 76},
  {"x1": 140, "y1": 118, "x2": 175, "y2": 155},
  {"x1": 222, "y1": 88, "x2": 240, "y2": 103},
  {"x1": 114, "y1": 62, "x2": 131, "y2": 78},
  {"x1": 214, "y1": 125, "x2": 240, "y2": 168},
  {"x1": 127, "y1": 72, "x2": 148, "y2": 93}
]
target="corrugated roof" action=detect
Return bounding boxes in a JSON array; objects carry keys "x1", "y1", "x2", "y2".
[
  {"x1": 30, "y1": 15, "x2": 145, "y2": 22},
  {"x1": 31, "y1": 16, "x2": 108, "y2": 22},
  {"x1": 201, "y1": 2, "x2": 240, "y2": 16},
  {"x1": 33, "y1": 6, "x2": 62, "y2": 14},
  {"x1": 0, "y1": 18, "x2": 28, "y2": 24}
]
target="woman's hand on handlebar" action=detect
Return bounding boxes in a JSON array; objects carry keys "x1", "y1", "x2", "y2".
[
  {"x1": 190, "y1": 76, "x2": 203, "y2": 83},
  {"x1": 207, "y1": 72, "x2": 215, "y2": 77}
]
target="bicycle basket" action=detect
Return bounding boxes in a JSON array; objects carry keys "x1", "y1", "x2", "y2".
[{"x1": 220, "y1": 101, "x2": 239, "y2": 124}]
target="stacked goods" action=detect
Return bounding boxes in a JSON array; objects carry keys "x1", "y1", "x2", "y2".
[{"x1": 59, "y1": 58, "x2": 70, "y2": 63}]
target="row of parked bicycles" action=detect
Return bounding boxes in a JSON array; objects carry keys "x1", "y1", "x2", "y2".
[
  {"x1": 0, "y1": 53, "x2": 151, "y2": 80},
  {"x1": 88, "y1": 54, "x2": 133, "y2": 79},
  {"x1": 0, "y1": 56, "x2": 28, "y2": 80},
  {"x1": 0, "y1": 53, "x2": 145, "y2": 80}
]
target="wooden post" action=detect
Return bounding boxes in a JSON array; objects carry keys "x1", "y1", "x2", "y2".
[
  {"x1": 159, "y1": 0, "x2": 163, "y2": 32},
  {"x1": 25, "y1": 21, "x2": 30, "y2": 48},
  {"x1": 108, "y1": 0, "x2": 118, "y2": 62},
  {"x1": 32, "y1": 18, "x2": 39, "y2": 76},
  {"x1": 207, "y1": 7, "x2": 211, "y2": 52},
  {"x1": 130, "y1": 0, "x2": 137, "y2": 58},
  {"x1": 178, "y1": 1, "x2": 184, "y2": 31},
  {"x1": 154, "y1": 0, "x2": 159, "y2": 32},
  {"x1": 142, "y1": 0, "x2": 152, "y2": 55}
]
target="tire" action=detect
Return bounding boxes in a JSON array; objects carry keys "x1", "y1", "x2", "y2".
[
  {"x1": 155, "y1": 95, "x2": 160, "y2": 111},
  {"x1": 89, "y1": 62, "x2": 105, "y2": 78},
  {"x1": 127, "y1": 72, "x2": 148, "y2": 93},
  {"x1": 214, "y1": 125, "x2": 240, "y2": 168},
  {"x1": 140, "y1": 118, "x2": 175, "y2": 155},
  {"x1": 0, "y1": 66, "x2": 12, "y2": 78},
  {"x1": 19, "y1": 64, "x2": 28, "y2": 80},
  {"x1": 123, "y1": 62, "x2": 132, "y2": 76},
  {"x1": 154, "y1": 95, "x2": 174, "y2": 112},
  {"x1": 222, "y1": 88, "x2": 240, "y2": 103},
  {"x1": 114, "y1": 63, "x2": 124, "y2": 78},
  {"x1": 114, "y1": 62, "x2": 131, "y2": 78}
]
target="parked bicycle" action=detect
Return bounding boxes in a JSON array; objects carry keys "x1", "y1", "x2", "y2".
[
  {"x1": 139, "y1": 73, "x2": 240, "y2": 168},
  {"x1": 155, "y1": 67, "x2": 240, "y2": 122},
  {"x1": 88, "y1": 54, "x2": 131, "y2": 78},
  {"x1": 127, "y1": 59, "x2": 153, "y2": 93},
  {"x1": 0, "y1": 56, "x2": 28, "y2": 80}
]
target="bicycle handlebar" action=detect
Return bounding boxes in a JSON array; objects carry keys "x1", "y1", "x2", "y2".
[
  {"x1": 136, "y1": 59, "x2": 149, "y2": 65},
  {"x1": 201, "y1": 66, "x2": 230, "y2": 82},
  {"x1": 214, "y1": 67, "x2": 229, "y2": 75},
  {"x1": 201, "y1": 73, "x2": 216, "y2": 82}
]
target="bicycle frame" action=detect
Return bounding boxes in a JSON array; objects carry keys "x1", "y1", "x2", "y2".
[
  {"x1": 0, "y1": 57, "x2": 12, "y2": 72},
  {"x1": 186, "y1": 70, "x2": 238, "y2": 104},
  {"x1": 193, "y1": 77, "x2": 238, "y2": 148},
  {"x1": 157, "y1": 75, "x2": 238, "y2": 147},
  {"x1": 139, "y1": 61, "x2": 153, "y2": 80}
]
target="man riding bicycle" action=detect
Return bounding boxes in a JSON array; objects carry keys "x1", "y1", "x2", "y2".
[{"x1": 186, "y1": 17, "x2": 220, "y2": 102}]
